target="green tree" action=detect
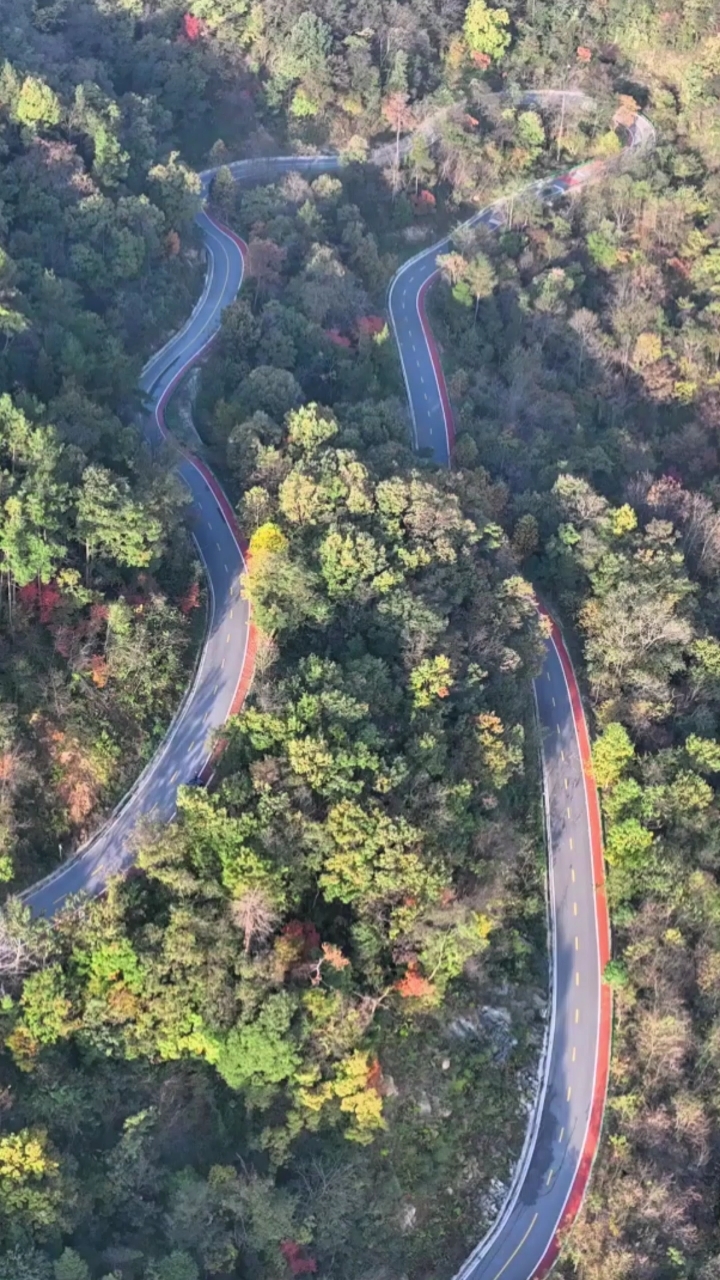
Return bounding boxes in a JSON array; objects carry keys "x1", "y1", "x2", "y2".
[
  {"x1": 0, "y1": 1129, "x2": 71, "y2": 1238},
  {"x1": 6, "y1": 964, "x2": 73, "y2": 1068},
  {"x1": 516, "y1": 111, "x2": 545, "y2": 158},
  {"x1": 16, "y1": 77, "x2": 61, "y2": 129},
  {"x1": 147, "y1": 152, "x2": 201, "y2": 234},
  {"x1": 77, "y1": 466, "x2": 162, "y2": 571},
  {"x1": 54, "y1": 1251, "x2": 90, "y2": 1280},
  {"x1": 244, "y1": 521, "x2": 329, "y2": 635},
  {"x1": 593, "y1": 722, "x2": 635, "y2": 789},
  {"x1": 407, "y1": 134, "x2": 436, "y2": 194},
  {"x1": 0, "y1": 1247, "x2": 52, "y2": 1280},
  {"x1": 210, "y1": 166, "x2": 236, "y2": 220},
  {"x1": 463, "y1": 0, "x2": 511, "y2": 60},
  {"x1": 147, "y1": 1253, "x2": 198, "y2": 1280},
  {"x1": 685, "y1": 734, "x2": 720, "y2": 774},
  {"x1": 287, "y1": 403, "x2": 338, "y2": 454},
  {"x1": 235, "y1": 366, "x2": 302, "y2": 423},
  {"x1": 216, "y1": 994, "x2": 301, "y2": 1098},
  {"x1": 463, "y1": 253, "x2": 497, "y2": 319},
  {"x1": 410, "y1": 655, "x2": 453, "y2": 708},
  {"x1": 604, "y1": 818, "x2": 654, "y2": 870}
]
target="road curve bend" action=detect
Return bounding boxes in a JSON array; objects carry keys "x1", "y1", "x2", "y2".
[
  {"x1": 389, "y1": 105, "x2": 653, "y2": 1280},
  {"x1": 22, "y1": 97, "x2": 656, "y2": 1280},
  {"x1": 25, "y1": 211, "x2": 256, "y2": 916}
]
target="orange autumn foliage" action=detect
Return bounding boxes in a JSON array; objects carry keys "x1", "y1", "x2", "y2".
[
  {"x1": 40, "y1": 724, "x2": 109, "y2": 830},
  {"x1": 90, "y1": 655, "x2": 110, "y2": 688},
  {"x1": 395, "y1": 961, "x2": 436, "y2": 999},
  {"x1": 366, "y1": 1056, "x2": 384, "y2": 1094},
  {"x1": 320, "y1": 942, "x2": 350, "y2": 971}
]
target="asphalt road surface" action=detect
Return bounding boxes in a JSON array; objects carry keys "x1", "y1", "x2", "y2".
[
  {"x1": 389, "y1": 200, "x2": 604, "y2": 1280},
  {"x1": 388, "y1": 104, "x2": 653, "y2": 1280},
  {"x1": 25, "y1": 208, "x2": 252, "y2": 917},
  {"x1": 25, "y1": 161, "x2": 346, "y2": 919},
  {"x1": 23, "y1": 102, "x2": 655, "y2": 1280}
]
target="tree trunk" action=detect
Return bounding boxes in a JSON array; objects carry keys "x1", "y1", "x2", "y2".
[{"x1": 557, "y1": 91, "x2": 566, "y2": 161}]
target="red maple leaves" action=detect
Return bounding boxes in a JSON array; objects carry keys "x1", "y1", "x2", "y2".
[
  {"x1": 395, "y1": 960, "x2": 436, "y2": 999},
  {"x1": 182, "y1": 12, "x2": 204, "y2": 41},
  {"x1": 179, "y1": 580, "x2": 201, "y2": 614},
  {"x1": 17, "y1": 580, "x2": 62, "y2": 624},
  {"x1": 280, "y1": 1241, "x2": 317, "y2": 1275}
]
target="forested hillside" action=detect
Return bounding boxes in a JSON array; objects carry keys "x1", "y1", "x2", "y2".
[
  {"x1": 1, "y1": 146, "x2": 551, "y2": 1276},
  {"x1": 1, "y1": 0, "x2": 720, "y2": 1277},
  {"x1": 0, "y1": 0, "x2": 214, "y2": 886},
  {"x1": 426, "y1": 17, "x2": 720, "y2": 1280}
]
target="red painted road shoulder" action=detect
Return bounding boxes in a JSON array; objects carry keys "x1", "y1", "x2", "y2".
[
  {"x1": 417, "y1": 271, "x2": 456, "y2": 455},
  {"x1": 154, "y1": 211, "x2": 257, "y2": 776},
  {"x1": 413, "y1": 263, "x2": 611, "y2": 1277},
  {"x1": 535, "y1": 616, "x2": 611, "y2": 1278}
]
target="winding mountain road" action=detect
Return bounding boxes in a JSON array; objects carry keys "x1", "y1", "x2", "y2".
[{"x1": 24, "y1": 99, "x2": 655, "y2": 1280}]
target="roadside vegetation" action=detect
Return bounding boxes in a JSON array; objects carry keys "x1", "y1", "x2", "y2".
[
  {"x1": 1, "y1": 149, "x2": 552, "y2": 1280},
  {"x1": 1, "y1": 0, "x2": 720, "y2": 1277},
  {"x1": 426, "y1": 23, "x2": 720, "y2": 1280}
]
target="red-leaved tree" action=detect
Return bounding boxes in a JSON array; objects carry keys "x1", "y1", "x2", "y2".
[
  {"x1": 183, "y1": 13, "x2": 202, "y2": 40},
  {"x1": 395, "y1": 960, "x2": 436, "y2": 999},
  {"x1": 280, "y1": 1241, "x2": 317, "y2": 1275}
]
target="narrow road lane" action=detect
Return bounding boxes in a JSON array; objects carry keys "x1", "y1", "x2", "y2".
[
  {"x1": 25, "y1": 213, "x2": 253, "y2": 917},
  {"x1": 386, "y1": 107, "x2": 655, "y2": 1278},
  {"x1": 390, "y1": 226, "x2": 610, "y2": 1280}
]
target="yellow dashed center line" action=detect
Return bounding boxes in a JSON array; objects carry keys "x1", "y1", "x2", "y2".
[
  {"x1": 559, "y1": 1126, "x2": 565, "y2": 1142},
  {"x1": 226, "y1": 633, "x2": 230, "y2": 643},
  {"x1": 546, "y1": 1169, "x2": 554, "y2": 1186},
  {"x1": 573, "y1": 902, "x2": 578, "y2": 916},
  {"x1": 566, "y1": 806, "x2": 571, "y2": 820},
  {"x1": 570, "y1": 844, "x2": 574, "y2": 858},
  {"x1": 565, "y1": 777, "x2": 569, "y2": 790},
  {"x1": 575, "y1": 971, "x2": 580, "y2": 986},
  {"x1": 490, "y1": 1213, "x2": 538, "y2": 1280},
  {"x1": 575, "y1": 1008, "x2": 580, "y2": 1023},
  {"x1": 572, "y1": 1046, "x2": 577, "y2": 1062},
  {"x1": 575, "y1": 936, "x2": 579, "y2": 951},
  {"x1": 552, "y1": 696, "x2": 556, "y2": 707}
]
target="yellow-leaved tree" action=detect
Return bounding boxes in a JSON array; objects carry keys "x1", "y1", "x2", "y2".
[{"x1": 463, "y1": 0, "x2": 511, "y2": 61}]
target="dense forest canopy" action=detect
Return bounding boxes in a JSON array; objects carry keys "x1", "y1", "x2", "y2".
[{"x1": 0, "y1": 0, "x2": 720, "y2": 1276}]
